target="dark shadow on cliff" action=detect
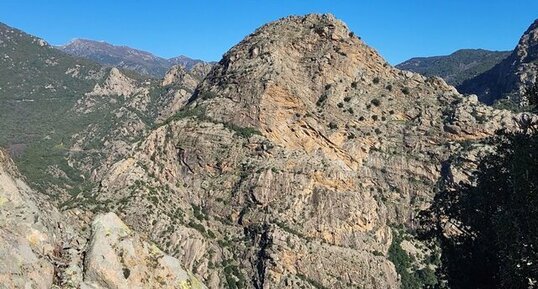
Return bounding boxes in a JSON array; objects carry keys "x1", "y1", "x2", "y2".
[{"x1": 417, "y1": 90, "x2": 538, "y2": 288}]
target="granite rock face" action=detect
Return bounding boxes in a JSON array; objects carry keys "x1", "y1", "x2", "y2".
[
  {"x1": 82, "y1": 213, "x2": 205, "y2": 289},
  {"x1": 86, "y1": 67, "x2": 138, "y2": 97},
  {"x1": 2, "y1": 14, "x2": 536, "y2": 289},
  {"x1": 0, "y1": 150, "x2": 205, "y2": 289},
  {"x1": 66, "y1": 63, "x2": 211, "y2": 199},
  {"x1": 92, "y1": 14, "x2": 529, "y2": 289},
  {"x1": 0, "y1": 150, "x2": 69, "y2": 289}
]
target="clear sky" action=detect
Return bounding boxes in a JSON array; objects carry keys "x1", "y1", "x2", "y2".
[{"x1": 1, "y1": 0, "x2": 537, "y2": 64}]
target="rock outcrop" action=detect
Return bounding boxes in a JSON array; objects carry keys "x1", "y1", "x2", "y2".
[
  {"x1": 3, "y1": 14, "x2": 536, "y2": 289},
  {"x1": 82, "y1": 213, "x2": 205, "y2": 289},
  {"x1": 86, "y1": 67, "x2": 138, "y2": 97},
  {"x1": 91, "y1": 14, "x2": 529, "y2": 289},
  {"x1": 458, "y1": 19, "x2": 538, "y2": 105},
  {"x1": 0, "y1": 150, "x2": 205, "y2": 288},
  {"x1": 0, "y1": 150, "x2": 75, "y2": 289},
  {"x1": 163, "y1": 65, "x2": 200, "y2": 87},
  {"x1": 67, "y1": 63, "x2": 210, "y2": 197}
]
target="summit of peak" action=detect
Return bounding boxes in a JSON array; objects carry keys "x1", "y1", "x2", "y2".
[
  {"x1": 526, "y1": 19, "x2": 538, "y2": 33},
  {"x1": 184, "y1": 14, "x2": 467, "y2": 166},
  {"x1": 515, "y1": 19, "x2": 538, "y2": 61},
  {"x1": 244, "y1": 13, "x2": 355, "y2": 47},
  {"x1": 190, "y1": 14, "x2": 398, "y2": 123}
]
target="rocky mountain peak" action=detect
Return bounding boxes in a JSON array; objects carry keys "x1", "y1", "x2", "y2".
[
  {"x1": 163, "y1": 65, "x2": 196, "y2": 87},
  {"x1": 189, "y1": 14, "x2": 462, "y2": 169},
  {"x1": 61, "y1": 38, "x2": 157, "y2": 61},
  {"x1": 3, "y1": 14, "x2": 535, "y2": 289},
  {"x1": 86, "y1": 67, "x2": 137, "y2": 96},
  {"x1": 192, "y1": 13, "x2": 393, "y2": 126},
  {"x1": 515, "y1": 19, "x2": 538, "y2": 63},
  {"x1": 93, "y1": 14, "x2": 531, "y2": 289}
]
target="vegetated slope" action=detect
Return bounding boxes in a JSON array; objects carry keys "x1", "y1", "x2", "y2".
[
  {"x1": 0, "y1": 22, "x2": 114, "y2": 195},
  {"x1": 396, "y1": 49, "x2": 510, "y2": 87},
  {"x1": 58, "y1": 38, "x2": 212, "y2": 77},
  {"x1": 458, "y1": 19, "x2": 538, "y2": 105},
  {"x1": 0, "y1": 22, "x2": 209, "y2": 202},
  {"x1": 0, "y1": 23, "x2": 99, "y2": 153},
  {"x1": 86, "y1": 14, "x2": 527, "y2": 289}
]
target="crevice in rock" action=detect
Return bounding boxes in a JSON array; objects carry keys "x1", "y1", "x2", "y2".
[{"x1": 244, "y1": 224, "x2": 273, "y2": 289}]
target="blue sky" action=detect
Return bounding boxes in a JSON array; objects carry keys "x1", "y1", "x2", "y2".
[{"x1": 1, "y1": 0, "x2": 537, "y2": 64}]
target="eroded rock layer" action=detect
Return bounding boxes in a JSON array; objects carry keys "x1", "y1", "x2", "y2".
[{"x1": 91, "y1": 14, "x2": 530, "y2": 289}]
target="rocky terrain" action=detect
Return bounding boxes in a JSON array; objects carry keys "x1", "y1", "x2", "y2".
[
  {"x1": 458, "y1": 19, "x2": 538, "y2": 105},
  {"x1": 396, "y1": 49, "x2": 510, "y2": 86},
  {"x1": 1, "y1": 14, "x2": 537, "y2": 289},
  {"x1": 0, "y1": 150, "x2": 204, "y2": 288},
  {"x1": 78, "y1": 14, "x2": 530, "y2": 289},
  {"x1": 0, "y1": 21, "x2": 212, "y2": 203},
  {"x1": 58, "y1": 39, "x2": 212, "y2": 78}
]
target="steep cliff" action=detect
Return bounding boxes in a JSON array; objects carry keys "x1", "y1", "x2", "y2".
[{"x1": 88, "y1": 14, "x2": 528, "y2": 289}]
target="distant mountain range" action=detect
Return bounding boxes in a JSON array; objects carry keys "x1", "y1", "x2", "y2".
[
  {"x1": 458, "y1": 20, "x2": 538, "y2": 105},
  {"x1": 57, "y1": 38, "x2": 213, "y2": 77},
  {"x1": 396, "y1": 49, "x2": 510, "y2": 87},
  {"x1": 398, "y1": 20, "x2": 538, "y2": 106}
]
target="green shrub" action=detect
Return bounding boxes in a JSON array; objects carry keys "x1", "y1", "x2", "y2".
[
  {"x1": 328, "y1": 122, "x2": 338, "y2": 129},
  {"x1": 198, "y1": 91, "x2": 218, "y2": 100},
  {"x1": 316, "y1": 94, "x2": 328, "y2": 106},
  {"x1": 187, "y1": 221, "x2": 207, "y2": 234},
  {"x1": 224, "y1": 123, "x2": 261, "y2": 138},
  {"x1": 388, "y1": 229, "x2": 438, "y2": 289},
  {"x1": 222, "y1": 260, "x2": 247, "y2": 289}
]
